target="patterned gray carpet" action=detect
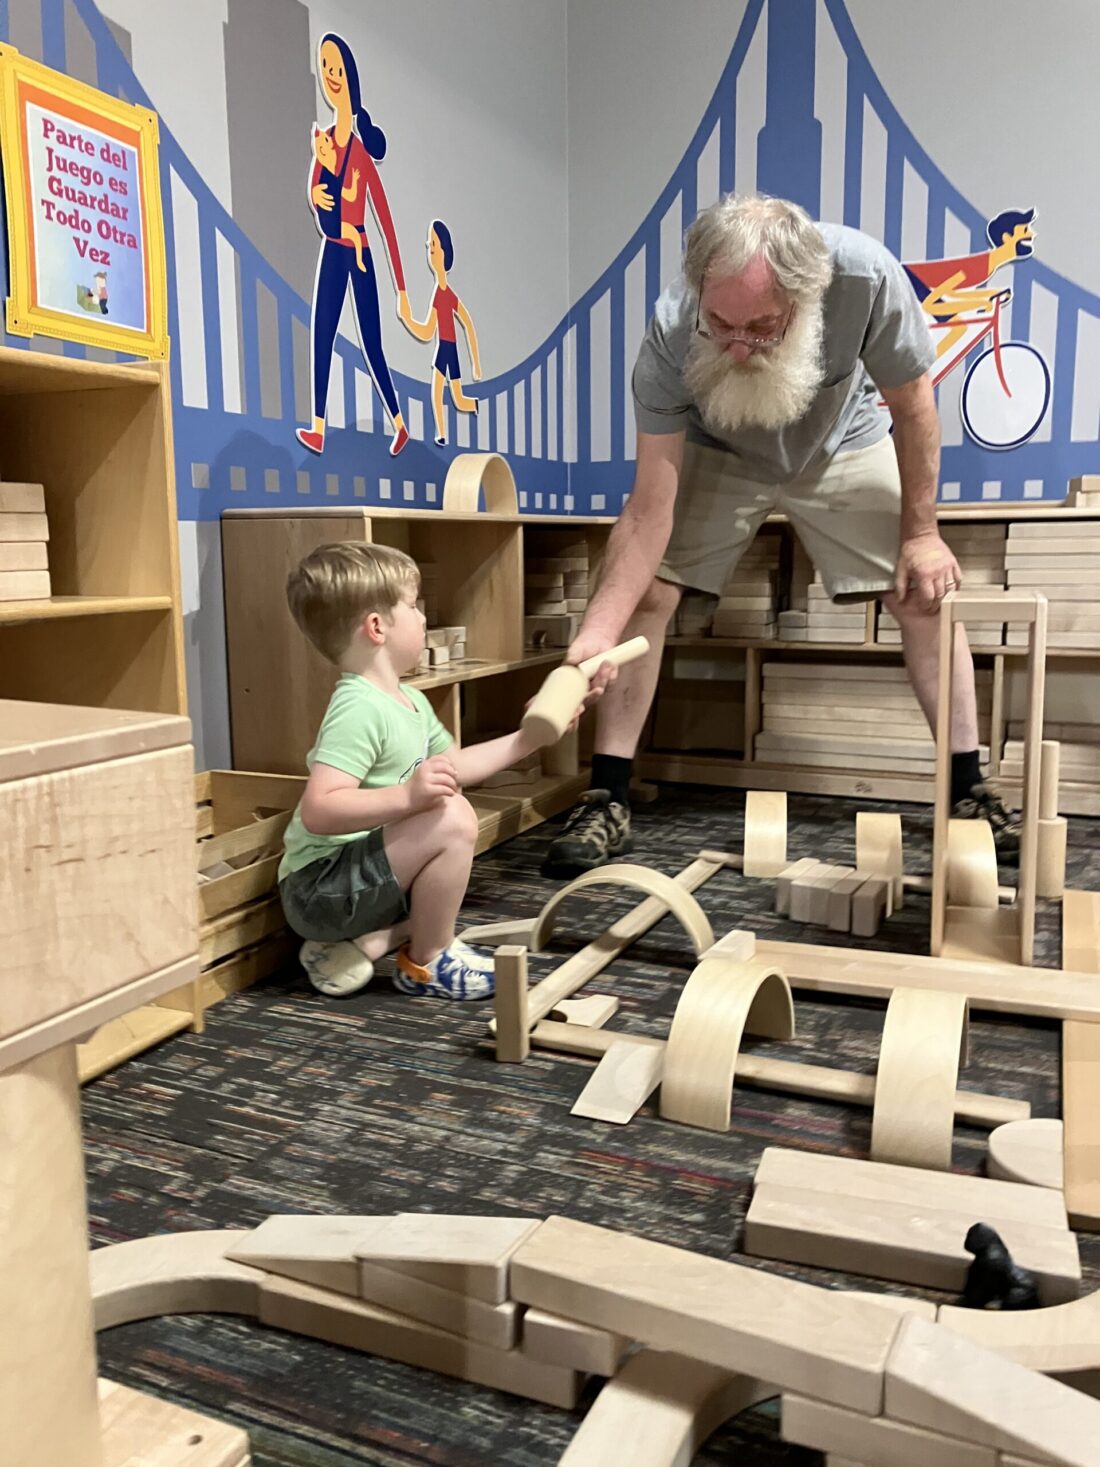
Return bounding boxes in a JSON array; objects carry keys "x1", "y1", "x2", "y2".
[{"x1": 85, "y1": 785, "x2": 1100, "y2": 1465}]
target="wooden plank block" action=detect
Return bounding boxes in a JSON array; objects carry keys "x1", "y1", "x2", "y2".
[
  {"x1": 851, "y1": 876, "x2": 890, "y2": 937},
  {"x1": 884, "y1": 1313, "x2": 1100, "y2": 1467},
  {"x1": 549, "y1": 994, "x2": 621, "y2": 1027},
  {"x1": 358, "y1": 1214, "x2": 542, "y2": 1304},
  {"x1": 91, "y1": 1229, "x2": 264, "y2": 1331},
  {"x1": 828, "y1": 871, "x2": 868, "y2": 933},
  {"x1": 776, "y1": 857, "x2": 818, "y2": 916},
  {"x1": 99, "y1": 1378, "x2": 251, "y2": 1467},
  {"x1": 571, "y1": 1039, "x2": 664, "y2": 1124},
  {"x1": 1063, "y1": 1010, "x2": 1100, "y2": 1230},
  {"x1": 745, "y1": 1184, "x2": 1079, "y2": 1302},
  {"x1": 753, "y1": 1149, "x2": 1069, "y2": 1228},
  {"x1": 790, "y1": 862, "x2": 835, "y2": 923},
  {"x1": 521, "y1": 1307, "x2": 630, "y2": 1376},
  {"x1": 0, "y1": 540, "x2": 48, "y2": 571},
  {"x1": 494, "y1": 946, "x2": 529, "y2": 1062},
  {"x1": 357, "y1": 1261, "x2": 521, "y2": 1349},
  {"x1": 0, "y1": 482, "x2": 45, "y2": 513},
  {"x1": 0, "y1": 568, "x2": 50, "y2": 599},
  {"x1": 0, "y1": 511, "x2": 48, "y2": 540},
  {"x1": 509, "y1": 1214, "x2": 902, "y2": 1414},
  {"x1": 558, "y1": 1350, "x2": 773, "y2": 1466},
  {"x1": 227, "y1": 1215, "x2": 387, "y2": 1295},
  {"x1": 808, "y1": 866, "x2": 856, "y2": 926},
  {"x1": 259, "y1": 1274, "x2": 583, "y2": 1409},
  {"x1": 751, "y1": 938, "x2": 1100, "y2": 1025},
  {"x1": 781, "y1": 1392, "x2": 997, "y2": 1467}
]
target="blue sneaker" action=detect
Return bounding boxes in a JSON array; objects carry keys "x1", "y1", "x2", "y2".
[{"x1": 393, "y1": 938, "x2": 495, "y2": 1000}]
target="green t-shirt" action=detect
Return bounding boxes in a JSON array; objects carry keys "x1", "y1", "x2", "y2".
[{"x1": 279, "y1": 673, "x2": 453, "y2": 879}]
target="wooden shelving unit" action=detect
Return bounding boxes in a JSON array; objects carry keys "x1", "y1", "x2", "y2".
[
  {"x1": 221, "y1": 508, "x2": 613, "y2": 850},
  {"x1": 0, "y1": 344, "x2": 191, "y2": 1079}
]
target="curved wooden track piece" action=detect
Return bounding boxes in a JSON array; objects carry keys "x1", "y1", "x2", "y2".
[
  {"x1": 944, "y1": 818, "x2": 999, "y2": 909},
  {"x1": 871, "y1": 987, "x2": 969, "y2": 1171},
  {"x1": 855, "y1": 811, "x2": 904, "y2": 909},
  {"x1": 938, "y1": 1288, "x2": 1100, "y2": 1393},
  {"x1": 743, "y1": 791, "x2": 788, "y2": 878},
  {"x1": 530, "y1": 864, "x2": 714, "y2": 958},
  {"x1": 91, "y1": 1229, "x2": 265, "y2": 1330},
  {"x1": 660, "y1": 958, "x2": 794, "y2": 1132},
  {"x1": 441, "y1": 452, "x2": 518, "y2": 514},
  {"x1": 987, "y1": 1117, "x2": 1064, "y2": 1190},
  {"x1": 558, "y1": 1349, "x2": 774, "y2": 1465}
]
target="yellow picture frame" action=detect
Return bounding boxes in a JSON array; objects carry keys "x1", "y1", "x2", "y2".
[{"x1": 0, "y1": 45, "x2": 169, "y2": 359}]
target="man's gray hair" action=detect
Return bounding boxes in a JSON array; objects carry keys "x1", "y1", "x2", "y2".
[{"x1": 684, "y1": 194, "x2": 833, "y2": 304}]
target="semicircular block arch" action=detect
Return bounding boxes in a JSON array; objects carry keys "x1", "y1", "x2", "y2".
[
  {"x1": 870, "y1": 986, "x2": 970, "y2": 1171},
  {"x1": 441, "y1": 453, "x2": 518, "y2": 514},
  {"x1": 944, "y1": 818, "x2": 999, "y2": 909},
  {"x1": 856, "y1": 810, "x2": 904, "y2": 909},
  {"x1": 660, "y1": 958, "x2": 794, "y2": 1133},
  {"x1": 529, "y1": 863, "x2": 715, "y2": 956}
]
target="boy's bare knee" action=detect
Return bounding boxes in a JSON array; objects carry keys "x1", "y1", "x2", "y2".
[{"x1": 442, "y1": 793, "x2": 479, "y2": 843}]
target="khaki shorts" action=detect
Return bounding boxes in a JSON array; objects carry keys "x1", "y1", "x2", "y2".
[{"x1": 658, "y1": 434, "x2": 902, "y2": 607}]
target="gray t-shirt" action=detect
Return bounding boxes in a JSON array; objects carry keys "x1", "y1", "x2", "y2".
[{"x1": 632, "y1": 222, "x2": 936, "y2": 482}]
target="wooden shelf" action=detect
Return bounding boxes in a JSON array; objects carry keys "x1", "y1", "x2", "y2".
[
  {"x1": 406, "y1": 650, "x2": 562, "y2": 692},
  {"x1": 670, "y1": 636, "x2": 1100, "y2": 661},
  {"x1": 0, "y1": 594, "x2": 173, "y2": 625},
  {"x1": 76, "y1": 1004, "x2": 193, "y2": 1084},
  {"x1": 0, "y1": 343, "x2": 161, "y2": 396},
  {"x1": 223, "y1": 506, "x2": 616, "y2": 526}
]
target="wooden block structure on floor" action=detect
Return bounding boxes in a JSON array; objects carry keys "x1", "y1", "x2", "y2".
[
  {"x1": 744, "y1": 1147, "x2": 1080, "y2": 1304},
  {"x1": 742, "y1": 788, "x2": 788, "y2": 876},
  {"x1": 1062, "y1": 890, "x2": 1100, "y2": 1232},
  {"x1": 870, "y1": 988, "x2": 969, "y2": 1171},
  {"x1": 779, "y1": 859, "x2": 892, "y2": 938},
  {"x1": 932, "y1": 590, "x2": 1045, "y2": 964}
]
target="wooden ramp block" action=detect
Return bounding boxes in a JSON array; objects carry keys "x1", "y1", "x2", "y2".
[
  {"x1": 941, "y1": 906, "x2": 1022, "y2": 965},
  {"x1": 945, "y1": 820, "x2": 1000, "y2": 909},
  {"x1": 856, "y1": 811, "x2": 905, "y2": 909},
  {"x1": 559, "y1": 1349, "x2": 774, "y2": 1466},
  {"x1": 571, "y1": 1039, "x2": 664, "y2": 1124},
  {"x1": 550, "y1": 994, "x2": 621, "y2": 1027},
  {"x1": 746, "y1": 1149, "x2": 1079, "y2": 1305},
  {"x1": 884, "y1": 1313, "x2": 1100, "y2": 1467},
  {"x1": 92, "y1": 1229, "x2": 265, "y2": 1330},
  {"x1": 871, "y1": 988, "x2": 969, "y2": 1171},
  {"x1": 521, "y1": 1307, "x2": 630, "y2": 1376},
  {"x1": 357, "y1": 1261, "x2": 521, "y2": 1349},
  {"x1": 743, "y1": 790, "x2": 788, "y2": 877},
  {"x1": 987, "y1": 1118, "x2": 1064, "y2": 1191},
  {"x1": 937, "y1": 1289, "x2": 1100, "y2": 1387},
  {"x1": 356, "y1": 1213, "x2": 541, "y2": 1304},
  {"x1": 509, "y1": 1214, "x2": 902, "y2": 1414},
  {"x1": 226, "y1": 1214, "x2": 387, "y2": 1295},
  {"x1": 259, "y1": 1274, "x2": 582, "y2": 1408},
  {"x1": 781, "y1": 1391, "x2": 997, "y2": 1467},
  {"x1": 99, "y1": 1378, "x2": 251, "y2": 1466}
]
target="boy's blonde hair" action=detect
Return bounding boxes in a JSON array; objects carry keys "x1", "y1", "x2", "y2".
[{"x1": 287, "y1": 541, "x2": 419, "y2": 664}]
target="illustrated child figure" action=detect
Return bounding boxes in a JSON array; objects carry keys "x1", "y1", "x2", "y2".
[
  {"x1": 399, "y1": 220, "x2": 481, "y2": 444},
  {"x1": 94, "y1": 270, "x2": 108, "y2": 315},
  {"x1": 312, "y1": 126, "x2": 367, "y2": 272},
  {"x1": 278, "y1": 542, "x2": 582, "y2": 999}
]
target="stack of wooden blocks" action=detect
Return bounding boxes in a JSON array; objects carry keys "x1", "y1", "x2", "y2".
[
  {"x1": 0, "y1": 481, "x2": 50, "y2": 601},
  {"x1": 417, "y1": 561, "x2": 440, "y2": 624},
  {"x1": 1005, "y1": 521, "x2": 1100, "y2": 648},
  {"x1": 712, "y1": 532, "x2": 780, "y2": 638},
  {"x1": 779, "y1": 574, "x2": 866, "y2": 643},
  {"x1": 524, "y1": 529, "x2": 589, "y2": 649},
  {"x1": 1069, "y1": 474, "x2": 1100, "y2": 508},
  {"x1": 755, "y1": 662, "x2": 991, "y2": 775},
  {"x1": 1001, "y1": 720, "x2": 1099, "y2": 788},
  {"x1": 775, "y1": 857, "x2": 893, "y2": 937},
  {"x1": 421, "y1": 625, "x2": 466, "y2": 670},
  {"x1": 878, "y1": 522, "x2": 1006, "y2": 647}
]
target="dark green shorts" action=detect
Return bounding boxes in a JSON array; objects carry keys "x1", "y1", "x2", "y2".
[{"x1": 279, "y1": 827, "x2": 409, "y2": 943}]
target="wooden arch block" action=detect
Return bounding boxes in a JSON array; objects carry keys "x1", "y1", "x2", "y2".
[
  {"x1": 871, "y1": 988, "x2": 969, "y2": 1171},
  {"x1": 855, "y1": 811, "x2": 904, "y2": 910},
  {"x1": 660, "y1": 958, "x2": 794, "y2": 1132},
  {"x1": 530, "y1": 863, "x2": 715, "y2": 959},
  {"x1": 743, "y1": 790, "x2": 788, "y2": 878},
  {"x1": 944, "y1": 819, "x2": 999, "y2": 909},
  {"x1": 441, "y1": 452, "x2": 518, "y2": 514}
]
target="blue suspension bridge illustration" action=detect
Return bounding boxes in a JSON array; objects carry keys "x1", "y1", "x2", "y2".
[{"x1": 1, "y1": 0, "x2": 1097, "y2": 522}]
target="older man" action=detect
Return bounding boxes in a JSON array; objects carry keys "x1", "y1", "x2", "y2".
[{"x1": 547, "y1": 193, "x2": 1019, "y2": 875}]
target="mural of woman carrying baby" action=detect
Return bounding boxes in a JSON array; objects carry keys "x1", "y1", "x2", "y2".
[{"x1": 297, "y1": 32, "x2": 409, "y2": 458}]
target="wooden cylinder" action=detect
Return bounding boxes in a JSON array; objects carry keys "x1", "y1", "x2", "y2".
[
  {"x1": 521, "y1": 636, "x2": 650, "y2": 747},
  {"x1": 1036, "y1": 815, "x2": 1068, "y2": 900},
  {"x1": 540, "y1": 725, "x2": 580, "y2": 777},
  {"x1": 1040, "y1": 739, "x2": 1061, "y2": 821},
  {"x1": 0, "y1": 1045, "x2": 103, "y2": 1467},
  {"x1": 577, "y1": 635, "x2": 650, "y2": 679}
]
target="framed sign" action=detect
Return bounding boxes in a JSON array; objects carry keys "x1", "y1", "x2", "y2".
[{"x1": 0, "y1": 46, "x2": 169, "y2": 358}]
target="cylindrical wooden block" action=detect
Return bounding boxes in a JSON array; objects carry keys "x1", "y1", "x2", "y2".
[
  {"x1": 0, "y1": 1045, "x2": 103, "y2": 1467},
  {"x1": 1036, "y1": 815, "x2": 1068, "y2": 900},
  {"x1": 521, "y1": 665, "x2": 588, "y2": 748},
  {"x1": 541, "y1": 725, "x2": 580, "y2": 777},
  {"x1": 1040, "y1": 739, "x2": 1061, "y2": 821}
]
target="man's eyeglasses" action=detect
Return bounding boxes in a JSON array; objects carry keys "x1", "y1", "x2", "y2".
[{"x1": 694, "y1": 298, "x2": 794, "y2": 349}]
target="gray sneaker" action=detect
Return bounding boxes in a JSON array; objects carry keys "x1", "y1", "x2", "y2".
[
  {"x1": 952, "y1": 780, "x2": 1021, "y2": 863},
  {"x1": 543, "y1": 789, "x2": 632, "y2": 875}
]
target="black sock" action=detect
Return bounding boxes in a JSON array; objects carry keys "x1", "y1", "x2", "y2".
[
  {"x1": 591, "y1": 753, "x2": 633, "y2": 808},
  {"x1": 951, "y1": 749, "x2": 983, "y2": 805}
]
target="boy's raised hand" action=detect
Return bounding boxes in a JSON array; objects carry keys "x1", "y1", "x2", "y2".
[{"x1": 407, "y1": 753, "x2": 458, "y2": 810}]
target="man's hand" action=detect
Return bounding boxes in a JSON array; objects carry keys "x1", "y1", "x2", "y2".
[
  {"x1": 407, "y1": 754, "x2": 458, "y2": 811},
  {"x1": 894, "y1": 533, "x2": 962, "y2": 611},
  {"x1": 565, "y1": 627, "x2": 621, "y2": 704}
]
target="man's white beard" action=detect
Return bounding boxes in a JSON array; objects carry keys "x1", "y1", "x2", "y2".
[{"x1": 684, "y1": 296, "x2": 826, "y2": 434}]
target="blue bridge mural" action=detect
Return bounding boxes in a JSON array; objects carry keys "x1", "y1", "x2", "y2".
[{"x1": 1, "y1": 0, "x2": 1097, "y2": 521}]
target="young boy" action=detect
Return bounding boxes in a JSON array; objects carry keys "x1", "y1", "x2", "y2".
[{"x1": 278, "y1": 541, "x2": 571, "y2": 1000}]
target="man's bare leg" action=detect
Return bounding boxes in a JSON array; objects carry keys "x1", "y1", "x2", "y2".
[{"x1": 884, "y1": 591, "x2": 979, "y2": 750}]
